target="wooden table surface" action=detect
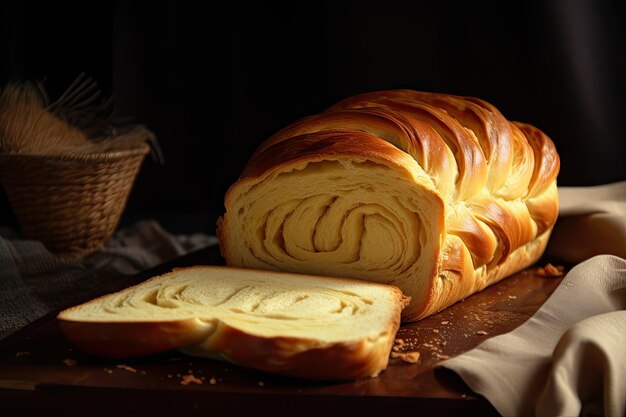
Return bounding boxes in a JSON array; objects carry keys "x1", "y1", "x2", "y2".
[{"x1": 0, "y1": 245, "x2": 564, "y2": 417}]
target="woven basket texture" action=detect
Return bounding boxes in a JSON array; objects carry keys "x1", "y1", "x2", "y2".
[{"x1": 0, "y1": 145, "x2": 149, "y2": 257}]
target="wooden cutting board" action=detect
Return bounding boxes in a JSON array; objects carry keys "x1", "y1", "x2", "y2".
[{"x1": 0, "y1": 245, "x2": 565, "y2": 417}]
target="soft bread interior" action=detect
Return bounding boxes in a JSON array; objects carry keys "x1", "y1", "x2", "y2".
[
  {"x1": 221, "y1": 154, "x2": 444, "y2": 320},
  {"x1": 59, "y1": 266, "x2": 406, "y2": 343}
]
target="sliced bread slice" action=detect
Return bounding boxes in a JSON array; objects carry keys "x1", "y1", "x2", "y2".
[{"x1": 58, "y1": 266, "x2": 409, "y2": 380}]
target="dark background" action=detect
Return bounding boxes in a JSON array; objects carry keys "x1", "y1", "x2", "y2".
[{"x1": 2, "y1": 0, "x2": 625, "y2": 235}]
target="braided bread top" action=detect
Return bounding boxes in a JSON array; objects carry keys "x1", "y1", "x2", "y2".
[{"x1": 242, "y1": 90, "x2": 559, "y2": 272}]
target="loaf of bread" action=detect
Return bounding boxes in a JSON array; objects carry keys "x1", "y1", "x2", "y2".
[
  {"x1": 58, "y1": 266, "x2": 408, "y2": 380},
  {"x1": 218, "y1": 90, "x2": 560, "y2": 321}
]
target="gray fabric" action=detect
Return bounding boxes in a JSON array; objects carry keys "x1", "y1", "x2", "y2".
[{"x1": 0, "y1": 220, "x2": 216, "y2": 338}]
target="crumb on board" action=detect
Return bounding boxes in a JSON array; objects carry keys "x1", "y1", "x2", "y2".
[
  {"x1": 63, "y1": 358, "x2": 77, "y2": 367},
  {"x1": 181, "y1": 374, "x2": 203, "y2": 386},
  {"x1": 391, "y1": 351, "x2": 421, "y2": 364},
  {"x1": 435, "y1": 353, "x2": 450, "y2": 360},
  {"x1": 432, "y1": 329, "x2": 439, "y2": 334},
  {"x1": 209, "y1": 377, "x2": 217, "y2": 385},
  {"x1": 440, "y1": 321, "x2": 449, "y2": 325},
  {"x1": 258, "y1": 381, "x2": 265, "y2": 387},
  {"x1": 116, "y1": 364, "x2": 137, "y2": 373},
  {"x1": 508, "y1": 295, "x2": 518, "y2": 300},
  {"x1": 537, "y1": 263, "x2": 564, "y2": 277},
  {"x1": 476, "y1": 330, "x2": 489, "y2": 336},
  {"x1": 15, "y1": 351, "x2": 30, "y2": 357},
  {"x1": 394, "y1": 338, "x2": 405, "y2": 346}
]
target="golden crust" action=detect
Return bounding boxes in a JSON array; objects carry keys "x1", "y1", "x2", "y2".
[
  {"x1": 241, "y1": 129, "x2": 420, "y2": 180},
  {"x1": 417, "y1": 229, "x2": 552, "y2": 321},
  {"x1": 196, "y1": 326, "x2": 394, "y2": 381},
  {"x1": 58, "y1": 319, "x2": 210, "y2": 359}
]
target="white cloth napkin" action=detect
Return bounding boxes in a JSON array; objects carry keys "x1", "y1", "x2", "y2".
[
  {"x1": 441, "y1": 182, "x2": 626, "y2": 417},
  {"x1": 546, "y1": 181, "x2": 626, "y2": 264}
]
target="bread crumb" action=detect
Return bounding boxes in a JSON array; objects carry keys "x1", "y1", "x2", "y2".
[
  {"x1": 15, "y1": 351, "x2": 30, "y2": 357},
  {"x1": 435, "y1": 353, "x2": 450, "y2": 360},
  {"x1": 508, "y1": 295, "x2": 517, "y2": 300},
  {"x1": 391, "y1": 351, "x2": 421, "y2": 363},
  {"x1": 537, "y1": 263, "x2": 564, "y2": 277},
  {"x1": 209, "y1": 377, "x2": 217, "y2": 385},
  {"x1": 392, "y1": 345, "x2": 400, "y2": 352},
  {"x1": 394, "y1": 338, "x2": 405, "y2": 345},
  {"x1": 181, "y1": 374, "x2": 203, "y2": 386},
  {"x1": 432, "y1": 329, "x2": 439, "y2": 334},
  {"x1": 116, "y1": 364, "x2": 137, "y2": 373},
  {"x1": 63, "y1": 358, "x2": 77, "y2": 367},
  {"x1": 440, "y1": 321, "x2": 449, "y2": 325},
  {"x1": 258, "y1": 381, "x2": 265, "y2": 386},
  {"x1": 476, "y1": 330, "x2": 489, "y2": 336},
  {"x1": 106, "y1": 369, "x2": 113, "y2": 374}
]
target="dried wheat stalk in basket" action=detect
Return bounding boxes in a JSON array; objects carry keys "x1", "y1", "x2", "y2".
[{"x1": 0, "y1": 74, "x2": 158, "y2": 257}]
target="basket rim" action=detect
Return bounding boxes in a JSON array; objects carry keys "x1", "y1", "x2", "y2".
[{"x1": 0, "y1": 143, "x2": 150, "y2": 162}]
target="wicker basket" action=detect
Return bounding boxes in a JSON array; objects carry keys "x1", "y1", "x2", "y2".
[{"x1": 0, "y1": 145, "x2": 150, "y2": 258}]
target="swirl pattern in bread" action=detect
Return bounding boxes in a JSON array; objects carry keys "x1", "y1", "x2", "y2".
[
  {"x1": 58, "y1": 266, "x2": 408, "y2": 380},
  {"x1": 218, "y1": 90, "x2": 560, "y2": 321}
]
